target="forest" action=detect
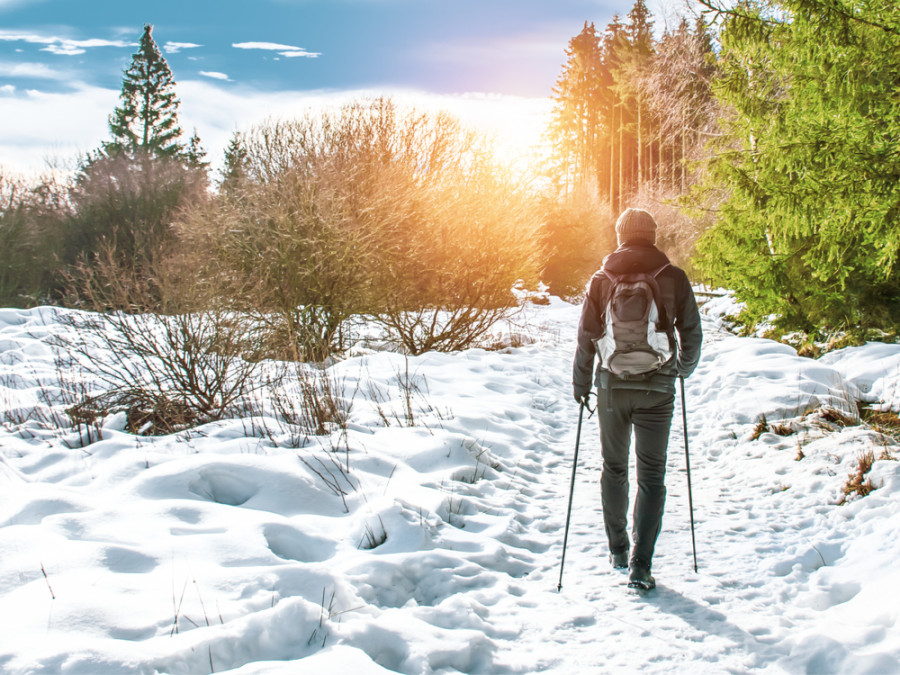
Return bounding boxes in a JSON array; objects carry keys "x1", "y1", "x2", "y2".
[{"x1": 2, "y1": 0, "x2": 899, "y2": 361}]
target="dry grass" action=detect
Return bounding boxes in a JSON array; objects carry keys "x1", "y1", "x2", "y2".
[
  {"x1": 750, "y1": 414, "x2": 769, "y2": 441},
  {"x1": 841, "y1": 450, "x2": 877, "y2": 503}
]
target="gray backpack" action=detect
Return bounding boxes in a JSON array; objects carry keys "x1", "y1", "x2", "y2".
[{"x1": 594, "y1": 265, "x2": 674, "y2": 379}]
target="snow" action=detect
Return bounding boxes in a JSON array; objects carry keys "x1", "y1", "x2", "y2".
[{"x1": 1, "y1": 298, "x2": 899, "y2": 674}]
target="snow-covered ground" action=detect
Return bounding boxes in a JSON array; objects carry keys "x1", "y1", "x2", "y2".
[{"x1": 1, "y1": 296, "x2": 899, "y2": 674}]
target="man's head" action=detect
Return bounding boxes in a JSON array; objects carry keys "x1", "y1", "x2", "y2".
[{"x1": 615, "y1": 208, "x2": 657, "y2": 247}]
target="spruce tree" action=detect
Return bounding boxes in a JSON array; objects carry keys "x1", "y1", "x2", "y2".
[
  {"x1": 185, "y1": 130, "x2": 208, "y2": 171},
  {"x1": 105, "y1": 24, "x2": 184, "y2": 158},
  {"x1": 220, "y1": 132, "x2": 250, "y2": 194},
  {"x1": 63, "y1": 24, "x2": 206, "y2": 277},
  {"x1": 693, "y1": 0, "x2": 900, "y2": 334}
]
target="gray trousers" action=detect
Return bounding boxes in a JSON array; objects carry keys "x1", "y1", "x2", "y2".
[{"x1": 598, "y1": 387, "x2": 675, "y2": 566}]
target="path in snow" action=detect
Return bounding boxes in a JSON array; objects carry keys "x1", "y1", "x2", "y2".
[
  {"x1": 430, "y1": 312, "x2": 779, "y2": 673},
  {"x1": 418, "y1": 304, "x2": 900, "y2": 674}
]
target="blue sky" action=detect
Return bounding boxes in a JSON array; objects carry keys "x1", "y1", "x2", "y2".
[{"x1": 0, "y1": 0, "x2": 673, "y2": 174}]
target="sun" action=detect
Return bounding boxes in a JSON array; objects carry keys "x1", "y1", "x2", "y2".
[{"x1": 396, "y1": 91, "x2": 553, "y2": 179}]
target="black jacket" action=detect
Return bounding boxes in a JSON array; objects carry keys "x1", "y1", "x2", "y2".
[{"x1": 573, "y1": 241, "x2": 702, "y2": 395}]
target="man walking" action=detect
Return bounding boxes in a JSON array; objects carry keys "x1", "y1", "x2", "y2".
[{"x1": 573, "y1": 208, "x2": 702, "y2": 589}]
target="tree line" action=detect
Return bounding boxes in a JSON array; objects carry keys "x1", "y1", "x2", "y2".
[
  {"x1": 3, "y1": 3, "x2": 900, "y2": 352},
  {"x1": 541, "y1": 0, "x2": 719, "y2": 295},
  {"x1": 546, "y1": 0, "x2": 900, "y2": 343},
  {"x1": 0, "y1": 24, "x2": 541, "y2": 361}
]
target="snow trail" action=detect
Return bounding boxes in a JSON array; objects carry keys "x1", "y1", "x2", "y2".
[{"x1": 474, "y1": 305, "x2": 900, "y2": 674}]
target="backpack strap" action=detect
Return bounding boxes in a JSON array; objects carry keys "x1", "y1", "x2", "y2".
[{"x1": 596, "y1": 269, "x2": 619, "y2": 336}]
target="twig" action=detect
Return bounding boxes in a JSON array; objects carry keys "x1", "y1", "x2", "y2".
[{"x1": 40, "y1": 563, "x2": 56, "y2": 600}]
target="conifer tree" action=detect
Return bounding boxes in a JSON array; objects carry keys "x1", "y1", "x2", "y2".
[
  {"x1": 601, "y1": 15, "x2": 627, "y2": 212},
  {"x1": 62, "y1": 24, "x2": 206, "y2": 279},
  {"x1": 694, "y1": 0, "x2": 900, "y2": 333},
  {"x1": 220, "y1": 132, "x2": 250, "y2": 194},
  {"x1": 547, "y1": 21, "x2": 603, "y2": 196},
  {"x1": 105, "y1": 24, "x2": 184, "y2": 158}
]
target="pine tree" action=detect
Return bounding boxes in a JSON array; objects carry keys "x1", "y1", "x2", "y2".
[
  {"x1": 220, "y1": 131, "x2": 249, "y2": 194},
  {"x1": 105, "y1": 24, "x2": 184, "y2": 158},
  {"x1": 601, "y1": 15, "x2": 627, "y2": 212},
  {"x1": 694, "y1": 0, "x2": 900, "y2": 333},
  {"x1": 621, "y1": 0, "x2": 655, "y2": 194},
  {"x1": 547, "y1": 21, "x2": 604, "y2": 197},
  {"x1": 185, "y1": 130, "x2": 207, "y2": 168}
]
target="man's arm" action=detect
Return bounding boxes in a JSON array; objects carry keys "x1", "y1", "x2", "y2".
[
  {"x1": 573, "y1": 274, "x2": 604, "y2": 400},
  {"x1": 673, "y1": 271, "x2": 702, "y2": 378}
]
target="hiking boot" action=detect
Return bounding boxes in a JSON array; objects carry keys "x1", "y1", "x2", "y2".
[
  {"x1": 609, "y1": 551, "x2": 629, "y2": 569},
  {"x1": 627, "y1": 560, "x2": 655, "y2": 590}
]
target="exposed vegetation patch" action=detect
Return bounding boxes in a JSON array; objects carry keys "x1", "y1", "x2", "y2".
[{"x1": 841, "y1": 450, "x2": 877, "y2": 504}]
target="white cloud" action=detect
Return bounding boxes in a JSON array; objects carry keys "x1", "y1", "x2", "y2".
[
  {"x1": 0, "y1": 78, "x2": 550, "y2": 180},
  {"x1": 0, "y1": 82, "x2": 117, "y2": 176},
  {"x1": 0, "y1": 30, "x2": 133, "y2": 56},
  {"x1": 165, "y1": 41, "x2": 202, "y2": 54},
  {"x1": 0, "y1": 61, "x2": 68, "y2": 80},
  {"x1": 279, "y1": 50, "x2": 319, "y2": 58},
  {"x1": 0, "y1": 84, "x2": 14, "y2": 94},
  {"x1": 199, "y1": 71, "x2": 231, "y2": 81},
  {"x1": 232, "y1": 41, "x2": 321, "y2": 58}
]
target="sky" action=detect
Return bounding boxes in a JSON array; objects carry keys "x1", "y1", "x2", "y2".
[{"x1": 0, "y1": 0, "x2": 685, "y2": 177}]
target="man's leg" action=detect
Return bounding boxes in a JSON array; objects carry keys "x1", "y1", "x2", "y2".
[
  {"x1": 630, "y1": 390, "x2": 675, "y2": 567},
  {"x1": 599, "y1": 387, "x2": 633, "y2": 557}
]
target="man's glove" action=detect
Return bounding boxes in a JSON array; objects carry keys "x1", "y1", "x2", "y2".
[{"x1": 573, "y1": 386, "x2": 590, "y2": 405}]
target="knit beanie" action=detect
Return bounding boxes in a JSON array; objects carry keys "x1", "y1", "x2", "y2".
[{"x1": 615, "y1": 208, "x2": 657, "y2": 246}]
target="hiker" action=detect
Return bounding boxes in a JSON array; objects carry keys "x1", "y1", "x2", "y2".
[{"x1": 572, "y1": 208, "x2": 702, "y2": 590}]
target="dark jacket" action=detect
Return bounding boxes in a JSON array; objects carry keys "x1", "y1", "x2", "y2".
[{"x1": 573, "y1": 241, "x2": 702, "y2": 396}]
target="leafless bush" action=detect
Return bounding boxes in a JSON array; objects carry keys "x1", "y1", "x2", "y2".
[
  {"x1": 56, "y1": 310, "x2": 258, "y2": 435},
  {"x1": 365, "y1": 148, "x2": 542, "y2": 355},
  {"x1": 538, "y1": 191, "x2": 614, "y2": 300},
  {"x1": 65, "y1": 150, "x2": 207, "y2": 275},
  {"x1": 177, "y1": 97, "x2": 542, "y2": 359},
  {"x1": 266, "y1": 363, "x2": 352, "y2": 440},
  {"x1": 59, "y1": 245, "x2": 259, "y2": 435}
]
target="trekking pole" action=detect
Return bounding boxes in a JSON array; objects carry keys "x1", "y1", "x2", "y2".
[
  {"x1": 558, "y1": 398, "x2": 586, "y2": 592},
  {"x1": 680, "y1": 376, "x2": 698, "y2": 573}
]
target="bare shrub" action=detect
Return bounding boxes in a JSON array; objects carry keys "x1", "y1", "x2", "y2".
[
  {"x1": 177, "y1": 97, "x2": 542, "y2": 359},
  {"x1": 270, "y1": 363, "x2": 352, "y2": 438},
  {"x1": 369, "y1": 159, "x2": 542, "y2": 354},
  {"x1": 65, "y1": 150, "x2": 206, "y2": 275},
  {"x1": 58, "y1": 244, "x2": 259, "y2": 435}
]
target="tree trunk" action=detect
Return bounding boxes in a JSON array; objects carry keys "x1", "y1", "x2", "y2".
[
  {"x1": 637, "y1": 99, "x2": 643, "y2": 194},
  {"x1": 618, "y1": 105, "x2": 624, "y2": 210},
  {"x1": 609, "y1": 103, "x2": 616, "y2": 213}
]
